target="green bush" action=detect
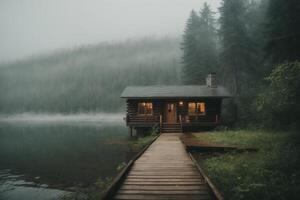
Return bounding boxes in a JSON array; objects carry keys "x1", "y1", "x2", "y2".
[{"x1": 256, "y1": 61, "x2": 300, "y2": 129}]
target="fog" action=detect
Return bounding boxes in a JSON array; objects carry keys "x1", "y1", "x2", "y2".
[
  {"x1": 0, "y1": 0, "x2": 220, "y2": 62},
  {"x1": 0, "y1": 113, "x2": 124, "y2": 124}
]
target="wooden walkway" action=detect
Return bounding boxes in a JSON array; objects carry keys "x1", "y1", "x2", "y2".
[{"x1": 112, "y1": 133, "x2": 217, "y2": 200}]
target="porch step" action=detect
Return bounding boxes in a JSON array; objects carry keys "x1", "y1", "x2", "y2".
[{"x1": 161, "y1": 123, "x2": 182, "y2": 133}]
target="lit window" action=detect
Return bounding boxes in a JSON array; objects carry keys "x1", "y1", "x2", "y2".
[
  {"x1": 138, "y1": 102, "x2": 153, "y2": 115},
  {"x1": 188, "y1": 102, "x2": 205, "y2": 115}
]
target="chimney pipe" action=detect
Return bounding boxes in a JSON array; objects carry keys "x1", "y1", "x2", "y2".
[{"x1": 206, "y1": 73, "x2": 217, "y2": 88}]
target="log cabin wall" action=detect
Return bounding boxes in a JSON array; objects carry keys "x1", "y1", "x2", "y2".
[
  {"x1": 126, "y1": 98, "x2": 222, "y2": 127},
  {"x1": 126, "y1": 99, "x2": 162, "y2": 126}
]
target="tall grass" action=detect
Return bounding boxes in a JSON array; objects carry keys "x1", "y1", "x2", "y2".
[{"x1": 194, "y1": 130, "x2": 300, "y2": 200}]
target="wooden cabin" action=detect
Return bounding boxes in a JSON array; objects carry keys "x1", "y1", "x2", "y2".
[{"x1": 121, "y1": 73, "x2": 231, "y2": 134}]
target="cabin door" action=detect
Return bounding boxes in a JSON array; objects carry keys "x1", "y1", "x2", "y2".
[{"x1": 165, "y1": 103, "x2": 177, "y2": 123}]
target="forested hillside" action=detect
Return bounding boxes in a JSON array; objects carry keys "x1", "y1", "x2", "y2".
[{"x1": 0, "y1": 37, "x2": 181, "y2": 113}]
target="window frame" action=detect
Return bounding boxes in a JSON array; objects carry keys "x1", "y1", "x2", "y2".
[
  {"x1": 137, "y1": 102, "x2": 153, "y2": 116},
  {"x1": 188, "y1": 102, "x2": 206, "y2": 116}
]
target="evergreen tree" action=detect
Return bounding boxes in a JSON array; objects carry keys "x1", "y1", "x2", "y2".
[
  {"x1": 219, "y1": 0, "x2": 259, "y2": 123},
  {"x1": 198, "y1": 3, "x2": 218, "y2": 79},
  {"x1": 219, "y1": 0, "x2": 252, "y2": 96},
  {"x1": 246, "y1": 0, "x2": 269, "y2": 77},
  {"x1": 181, "y1": 10, "x2": 201, "y2": 84},
  {"x1": 265, "y1": 0, "x2": 300, "y2": 63},
  {"x1": 181, "y1": 4, "x2": 217, "y2": 84}
]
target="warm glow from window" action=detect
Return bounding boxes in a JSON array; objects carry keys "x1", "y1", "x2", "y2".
[
  {"x1": 138, "y1": 102, "x2": 153, "y2": 115},
  {"x1": 188, "y1": 102, "x2": 206, "y2": 115},
  {"x1": 179, "y1": 101, "x2": 184, "y2": 106}
]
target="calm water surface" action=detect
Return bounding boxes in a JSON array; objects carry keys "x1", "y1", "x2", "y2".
[{"x1": 0, "y1": 114, "x2": 135, "y2": 200}]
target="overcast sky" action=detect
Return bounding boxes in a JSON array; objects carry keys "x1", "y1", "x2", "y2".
[{"x1": 0, "y1": 0, "x2": 220, "y2": 62}]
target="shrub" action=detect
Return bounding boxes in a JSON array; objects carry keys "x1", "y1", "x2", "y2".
[{"x1": 256, "y1": 61, "x2": 300, "y2": 129}]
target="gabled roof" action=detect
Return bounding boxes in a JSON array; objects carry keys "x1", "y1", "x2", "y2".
[{"x1": 121, "y1": 85, "x2": 232, "y2": 99}]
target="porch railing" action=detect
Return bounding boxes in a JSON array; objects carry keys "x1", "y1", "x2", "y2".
[
  {"x1": 179, "y1": 115, "x2": 183, "y2": 132},
  {"x1": 126, "y1": 114, "x2": 159, "y2": 124}
]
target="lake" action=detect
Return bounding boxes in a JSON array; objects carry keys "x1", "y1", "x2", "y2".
[{"x1": 0, "y1": 113, "x2": 137, "y2": 200}]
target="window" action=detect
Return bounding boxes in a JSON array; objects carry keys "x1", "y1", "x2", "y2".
[
  {"x1": 138, "y1": 102, "x2": 153, "y2": 115},
  {"x1": 188, "y1": 102, "x2": 206, "y2": 115}
]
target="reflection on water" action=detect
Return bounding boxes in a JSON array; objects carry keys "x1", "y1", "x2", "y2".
[
  {"x1": 0, "y1": 114, "x2": 134, "y2": 200},
  {"x1": 0, "y1": 170, "x2": 66, "y2": 200}
]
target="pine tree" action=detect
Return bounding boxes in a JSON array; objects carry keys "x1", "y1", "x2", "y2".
[
  {"x1": 181, "y1": 10, "x2": 201, "y2": 84},
  {"x1": 198, "y1": 3, "x2": 218, "y2": 79},
  {"x1": 181, "y1": 4, "x2": 217, "y2": 84},
  {"x1": 219, "y1": 0, "x2": 258, "y2": 123},
  {"x1": 219, "y1": 0, "x2": 251, "y2": 96},
  {"x1": 265, "y1": 0, "x2": 300, "y2": 63},
  {"x1": 246, "y1": 0, "x2": 269, "y2": 77}
]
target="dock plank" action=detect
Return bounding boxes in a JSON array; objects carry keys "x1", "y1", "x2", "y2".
[
  {"x1": 112, "y1": 133, "x2": 216, "y2": 200},
  {"x1": 114, "y1": 194, "x2": 212, "y2": 200},
  {"x1": 120, "y1": 185, "x2": 209, "y2": 190}
]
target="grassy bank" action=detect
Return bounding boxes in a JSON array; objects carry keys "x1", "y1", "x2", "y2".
[
  {"x1": 193, "y1": 130, "x2": 300, "y2": 200},
  {"x1": 128, "y1": 134, "x2": 156, "y2": 151}
]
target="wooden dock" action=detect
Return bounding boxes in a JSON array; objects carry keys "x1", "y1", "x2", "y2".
[{"x1": 105, "y1": 133, "x2": 221, "y2": 200}]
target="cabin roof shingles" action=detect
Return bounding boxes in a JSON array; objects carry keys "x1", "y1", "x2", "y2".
[{"x1": 121, "y1": 85, "x2": 232, "y2": 99}]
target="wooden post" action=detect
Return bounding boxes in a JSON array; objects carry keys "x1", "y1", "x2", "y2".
[
  {"x1": 129, "y1": 126, "x2": 133, "y2": 137},
  {"x1": 159, "y1": 115, "x2": 162, "y2": 133},
  {"x1": 179, "y1": 115, "x2": 183, "y2": 133},
  {"x1": 216, "y1": 115, "x2": 219, "y2": 124}
]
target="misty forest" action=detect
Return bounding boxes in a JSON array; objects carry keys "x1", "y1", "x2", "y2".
[
  {"x1": 0, "y1": 0, "x2": 300, "y2": 200},
  {"x1": 0, "y1": 37, "x2": 181, "y2": 113}
]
